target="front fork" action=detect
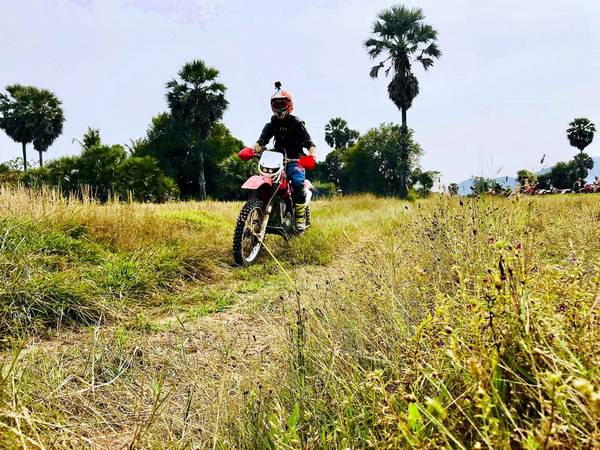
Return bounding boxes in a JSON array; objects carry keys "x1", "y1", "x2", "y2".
[
  {"x1": 251, "y1": 187, "x2": 276, "y2": 240},
  {"x1": 258, "y1": 204, "x2": 272, "y2": 240}
]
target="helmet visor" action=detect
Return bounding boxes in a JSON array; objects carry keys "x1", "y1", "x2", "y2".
[{"x1": 271, "y1": 98, "x2": 290, "y2": 111}]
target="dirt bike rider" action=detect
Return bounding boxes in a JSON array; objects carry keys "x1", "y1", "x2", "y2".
[{"x1": 252, "y1": 82, "x2": 317, "y2": 232}]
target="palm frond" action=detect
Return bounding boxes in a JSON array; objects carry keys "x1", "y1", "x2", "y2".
[
  {"x1": 422, "y1": 42, "x2": 442, "y2": 59},
  {"x1": 417, "y1": 57, "x2": 434, "y2": 70},
  {"x1": 364, "y1": 38, "x2": 388, "y2": 58},
  {"x1": 410, "y1": 23, "x2": 438, "y2": 45},
  {"x1": 206, "y1": 82, "x2": 227, "y2": 94},
  {"x1": 369, "y1": 62, "x2": 385, "y2": 78}
]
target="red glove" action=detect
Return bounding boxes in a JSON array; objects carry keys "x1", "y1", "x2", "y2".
[
  {"x1": 299, "y1": 155, "x2": 316, "y2": 170},
  {"x1": 238, "y1": 147, "x2": 256, "y2": 161}
]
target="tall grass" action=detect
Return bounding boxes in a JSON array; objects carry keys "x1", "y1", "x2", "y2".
[
  {"x1": 0, "y1": 191, "x2": 405, "y2": 448},
  {"x1": 241, "y1": 195, "x2": 600, "y2": 449},
  {"x1": 0, "y1": 186, "x2": 237, "y2": 341},
  {"x1": 0, "y1": 189, "x2": 598, "y2": 448}
]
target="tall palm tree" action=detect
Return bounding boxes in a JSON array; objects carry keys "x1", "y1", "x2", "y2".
[
  {"x1": 567, "y1": 118, "x2": 595, "y2": 153},
  {"x1": 0, "y1": 85, "x2": 36, "y2": 171},
  {"x1": 365, "y1": 5, "x2": 441, "y2": 130},
  {"x1": 31, "y1": 88, "x2": 65, "y2": 167},
  {"x1": 567, "y1": 118, "x2": 596, "y2": 183},
  {"x1": 0, "y1": 85, "x2": 64, "y2": 170},
  {"x1": 324, "y1": 117, "x2": 359, "y2": 150},
  {"x1": 365, "y1": 5, "x2": 440, "y2": 197},
  {"x1": 166, "y1": 60, "x2": 228, "y2": 200}
]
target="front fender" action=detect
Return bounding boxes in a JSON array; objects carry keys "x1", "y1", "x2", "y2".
[{"x1": 242, "y1": 175, "x2": 273, "y2": 190}]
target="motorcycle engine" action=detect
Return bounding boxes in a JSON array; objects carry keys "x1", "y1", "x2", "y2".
[{"x1": 280, "y1": 202, "x2": 292, "y2": 228}]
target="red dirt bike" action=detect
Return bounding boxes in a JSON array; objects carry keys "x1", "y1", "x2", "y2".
[{"x1": 232, "y1": 147, "x2": 315, "y2": 266}]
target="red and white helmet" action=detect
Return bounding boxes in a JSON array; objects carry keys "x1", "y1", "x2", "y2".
[{"x1": 270, "y1": 81, "x2": 293, "y2": 119}]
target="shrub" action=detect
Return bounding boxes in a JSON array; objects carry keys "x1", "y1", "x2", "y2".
[
  {"x1": 77, "y1": 144, "x2": 127, "y2": 200},
  {"x1": 115, "y1": 156, "x2": 179, "y2": 202},
  {"x1": 406, "y1": 188, "x2": 418, "y2": 201},
  {"x1": 311, "y1": 181, "x2": 337, "y2": 198},
  {"x1": 0, "y1": 158, "x2": 25, "y2": 185},
  {"x1": 22, "y1": 147, "x2": 178, "y2": 203}
]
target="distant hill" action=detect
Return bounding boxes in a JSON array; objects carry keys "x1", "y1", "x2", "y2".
[{"x1": 457, "y1": 156, "x2": 599, "y2": 195}]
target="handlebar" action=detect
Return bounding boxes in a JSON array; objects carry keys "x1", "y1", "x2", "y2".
[
  {"x1": 255, "y1": 149, "x2": 300, "y2": 162},
  {"x1": 239, "y1": 147, "x2": 314, "y2": 169},
  {"x1": 257, "y1": 148, "x2": 303, "y2": 160}
]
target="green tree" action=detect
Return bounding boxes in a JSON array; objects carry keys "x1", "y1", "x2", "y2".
[
  {"x1": 343, "y1": 123, "x2": 427, "y2": 196},
  {"x1": 201, "y1": 123, "x2": 244, "y2": 196},
  {"x1": 136, "y1": 116, "x2": 241, "y2": 199},
  {"x1": 0, "y1": 85, "x2": 65, "y2": 170},
  {"x1": 447, "y1": 183, "x2": 459, "y2": 196},
  {"x1": 343, "y1": 143, "x2": 382, "y2": 194},
  {"x1": 166, "y1": 60, "x2": 228, "y2": 200},
  {"x1": 410, "y1": 168, "x2": 439, "y2": 196},
  {"x1": 470, "y1": 177, "x2": 510, "y2": 195},
  {"x1": 135, "y1": 113, "x2": 190, "y2": 193},
  {"x1": 74, "y1": 127, "x2": 101, "y2": 150},
  {"x1": 536, "y1": 156, "x2": 593, "y2": 190},
  {"x1": 567, "y1": 118, "x2": 595, "y2": 181},
  {"x1": 323, "y1": 118, "x2": 359, "y2": 190},
  {"x1": 365, "y1": 5, "x2": 441, "y2": 197},
  {"x1": 22, "y1": 155, "x2": 79, "y2": 191},
  {"x1": 324, "y1": 117, "x2": 359, "y2": 150},
  {"x1": 567, "y1": 118, "x2": 595, "y2": 152},
  {"x1": 77, "y1": 144, "x2": 128, "y2": 201},
  {"x1": 538, "y1": 155, "x2": 592, "y2": 190},
  {"x1": 30, "y1": 89, "x2": 65, "y2": 167},
  {"x1": 0, "y1": 85, "x2": 36, "y2": 171},
  {"x1": 311, "y1": 160, "x2": 329, "y2": 184},
  {"x1": 45, "y1": 156, "x2": 80, "y2": 191},
  {"x1": 217, "y1": 153, "x2": 257, "y2": 200},
  {"x1": 324, "y1": 149, "x2": 344, "y2": 187},
  {"x1": 537, "y1": 164, "x2": 571, "y2": 190},
  {"x1": 24, "y1": 127, "x2": 179, "y2": 203},
  {"x1": 471, "y1": 177, "x2": 492, "y2": 195},
  {"x1": 0, "y1": 157, "x2": 24, "y2": 184},
  {"x1": 517, "y1": 169, "x2": 537, "y2": 185}
]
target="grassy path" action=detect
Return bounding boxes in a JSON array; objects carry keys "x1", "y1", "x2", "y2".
[{"x1": 0, "y1": 191, "x2": 404, "y2": 448}]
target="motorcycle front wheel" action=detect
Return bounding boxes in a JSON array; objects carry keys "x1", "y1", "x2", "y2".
[{"x1": 233, "y1": 198, "x2": 266, "y2": 266}]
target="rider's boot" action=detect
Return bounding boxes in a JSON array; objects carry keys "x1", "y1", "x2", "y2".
[{"x1": 294, "y1": 202, "x2": 307, "y2": 232}]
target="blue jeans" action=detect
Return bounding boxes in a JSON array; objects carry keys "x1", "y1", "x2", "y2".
[{"x1": 286, "y1": 162, "x2": 306, "y2": 203}]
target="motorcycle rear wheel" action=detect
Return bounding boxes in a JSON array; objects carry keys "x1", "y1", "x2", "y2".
[{"x1": 233, "y1": 198, "x2": 266, "y2": 266}]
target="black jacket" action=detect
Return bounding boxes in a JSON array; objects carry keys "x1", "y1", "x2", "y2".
[{"x1": 256, "y1": 114, "x2": 315, "y2": 159}]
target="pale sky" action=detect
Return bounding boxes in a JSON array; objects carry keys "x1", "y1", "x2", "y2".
[{"x1": 1, "y1": 0, "x2": 599, "y2": 184}]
